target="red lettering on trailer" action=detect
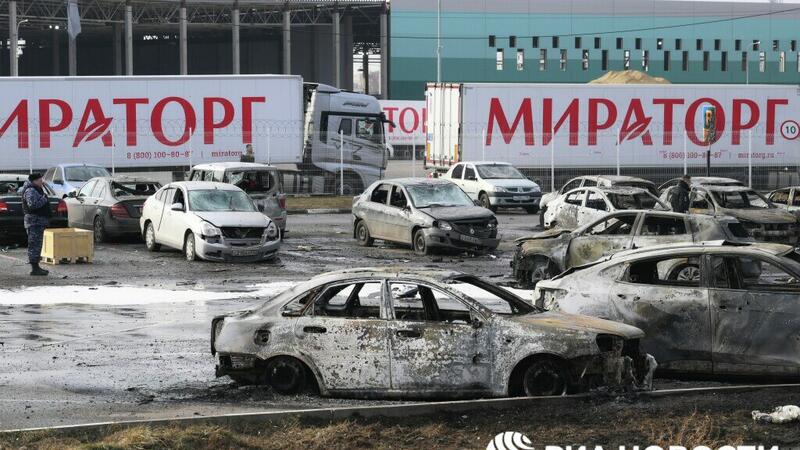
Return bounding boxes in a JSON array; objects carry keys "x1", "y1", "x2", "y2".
[
  {"x1": 731, "y1": 99, "x2": 759, "y2": 145},
  {"x1": 113, "y1": 98, "x2": 149, "y2": 146},
  {"x1": 652, "y1": 98, "x2": 684, "y2": 145},
  {"x1": 619, "y1": 99, "x2": 653, "y2": 145},
  {"x1": 0, "y1": 100, "x2": 28, "y2": 149},
  {"x1": 383, "y1": 106, "x2": 399, "y2": 132},
  {"x1": 151, "y1": 97, "x2": 196, "y2": 147},
  {"x1": 73, "y1": 99, "x2": 113, "y2": 148},
  {"x1": 588, "y1": 98, "x2": 616, "y2": 146},
  {"x1": 766, "y1": 99, "x2": 789, "y2": 145},
  {"x1": 399, "y1": 107, "x2": 420, "y2": 134},
  {"x1": 241, "y1": 97, "x2": 266, "y2": 145},
  {"x1": 39, "y1": 99, "x2": 73, "y2": 149},
  {"x1": 486, "y1": 98, "x2": 534, "y2": 146},
  {"x1": 542, "y1": 98, "x2": 579, "y2": 146},
  {"x1": 203, "y1": 97, "x2": 235, "y2": 145}
]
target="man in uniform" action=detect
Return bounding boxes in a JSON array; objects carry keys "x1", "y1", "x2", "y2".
[
  {"x1": 669, "y1": 174, "x2": 692, "y2": 214},
  {"x1": 21, "y1": 173, "x2": 50, "y2": 276},
  {"x1": 240, "y1": 144, "x2": 255, "y2": 163}
]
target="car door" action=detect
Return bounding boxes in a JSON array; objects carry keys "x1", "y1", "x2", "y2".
[
  {"x1": 552, "y1": 189, "x2": 585, "y2": 229},
  {"x1": 292, "y1": 280, "x2": 391, "y2": 391},
  {"x1": 461, "y1": 164, "x2": 480, "y2": 199},
  {"x1": 387, "y1": 280, "x2": 491, "y2": 393},
  {"x1": 578, "y1": 189, "x2": 610, "y2": 227},
  {"x1": 362, "y1": 183, "x2": 394, "y2": 241},
  {"x1": 709, "y1": 254, "x2": 800, "y2": 374},
  {"x1": 161, "y1": 187, "x2": 188, "y2": 247},
  {"x1": 83, "y1": 179, "x2": 107, "y2": 227},
  {"x1": 632, "y1": 213, "x2": 693, "y2": 249},
  {"x1": 566, "y1": 212, "x2": 638, "y2": 268},
  {"x1": 385, "y1": 185, "x2": 414, "y2": 243},
  {"x1": 150, "y1": 187, "x2": 173, "y2": 238},
  {"x1": 71, "y1": 180, "x2": 97, "y2": 229},
  {"x1": 610, "y1": 252, "x2": 712, "y2": 373}
]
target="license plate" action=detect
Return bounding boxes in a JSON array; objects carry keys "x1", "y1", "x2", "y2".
[
  {"x1": 232, "y1": 249, "x2": 259, "y2": 257},
  {"x1": 513, "y1": 196, "x2": 530, "y2": 201},
  {"x1": 460, "y1": 234, "x2": 482, "y2": 245}
]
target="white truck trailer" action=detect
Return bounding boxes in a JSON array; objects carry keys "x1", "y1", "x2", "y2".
[
  {"x1": 0, "y1": 75, "x2": 391, "y2": 194},
  {"x1": 425, "y1": 82, "x2": 799, "y2": 178}
]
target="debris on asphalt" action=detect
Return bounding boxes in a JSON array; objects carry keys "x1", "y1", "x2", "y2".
[{"x1": 752, "y1": 405, "x2": 800, "y2": 423}]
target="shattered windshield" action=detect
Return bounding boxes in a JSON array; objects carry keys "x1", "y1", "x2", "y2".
[
  {"x1": 447, "y1": 277, "x2": 537, "y2": 315},
  {"x1": 476, "y1": 165, "x2": 526, "y2": 180},
  {"x1": 65, "y1": 166, "x2": 110, "y2": 182},
  {"x1": 112, "y1": 182, "x2": 161, "y2": 198},
  {"x1": 606, "y1": 192, "x2": 659, "y2": 210},
  {"x1": 711, "y1": 190, "x2": 772, "y2": 209},
  {"x1": 188, "y1": 189, "x2": 256, "y2": 212},
  {"x1": 406, "y1": 183, "x2": 473, "y2": 208},
  {"x1": 226, "y1": 170, "x2": 276, "y2": 193}
]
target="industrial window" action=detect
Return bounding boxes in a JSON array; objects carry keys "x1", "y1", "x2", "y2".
[
  {"x1": 703, "y1": 51, "x2": 709, "y2": 71},
  {"x1": 642, "y1": 50, "x2": 649, "y2": 71},
  {"x1": 792, "y1": 40, "x2": 798, "y2": 52},
  {"x1": 560, "y1": 49, "x2": 567, "y2": 71},
  {"x1": 517, "y1": 49, "x2": 525, "y2": 71},
  {"x1": 735, "y1": 40, "x2": 742, "y2": 51},
  {"x1": 582, "y1": 50, "x2": 589, "y2": 70},
  {"x1": 575, "y1": 37, "x2": 582, "y2": 49},
  {"x1": 489, "y1": 35, "x2": 496, "y2": 48},
  {"x1": 509, "y1": 35, "x2": 517, "y2": 48},
  {"x1": 696, "y1": 39, "x2": 703, "y2": 51},
  {"x1": 624, "y1": 50, "x2": 631, "y2": 70},
  {"x1": 682, "y1": 51, "x2": 689, "y2": 71},
  {"x1": 753, "y1": 40, "x2": 760, "y2": 51},
  {"x1": 759, "y1": 51, "x2": 766, "y2": 72},
  {"x1": 675, "y1": 38, "x2": 682, "y2": 50},
  {"x1": 741, "y1": 52, "x2": 748, "y2": 71},
  {"x1": 532, "y1": 36, "x2": 539, "y2": 48},
  {"x1": 616, "y1": 37, "x2": 623, "y2": 49},
  {"x1": 539, "y1": 49, "x2": 547, "y2": 71},
  {"x1": 496, "y1": 49, "x2": 504, "y2": 70},
  {"x1": 779, "y1": 51, "x2": 785, "y2": 72},
  {"x1": 657, "y1": 38, "x2": 663, "y2": 50},
  {"x1": 552, "y1": 36, "x2": 559, "y2": 48},
  {"x1": 714, "y1": 39, "x2": 721, "y2": 51},
  {"x1": 601, "y1": 50, "x2": 609, "y2": 70},
  {"x1": 773, "y1": 40, "x2": 779, "y2": 51},
  {"x1": 635, "y1": 38, "x2": 642, "y2": 50},
  {"x1": 594, "y1": 37, "x2": 601, "y2": 49},
  {"x1": 721, "y1": 51, "x2": 728, "y2": 71},
  {"x1": 663, "y1": 51, "x2": 670, "y2": 71}
]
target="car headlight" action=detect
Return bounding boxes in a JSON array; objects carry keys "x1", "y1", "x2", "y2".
[
  {"x1": 201, "y1": 222, "x2": 221, "y2": 237},
  {"x1": 491, "y1": 186, "x2": 508, "y2": 193},
  {"x1": 487, "y1": 220, "x2": 498, "y2": 230},
  {"x1": 530, "y1": 184, "x2": 541, "y2": 192},
  {"x1": 264, "y1": 222, "x2": 279, "y2": 241},
  {"x1": 437, "y1": 221, "x2": 453, "y2": 231}
]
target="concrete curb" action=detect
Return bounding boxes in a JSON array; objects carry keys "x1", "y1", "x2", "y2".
[
  {"x1": 287, "y1": 208, "x2": 351, "y2": 215},
  {"x1": 4, "y1": 383, "x2": 800, "y2": 434}
]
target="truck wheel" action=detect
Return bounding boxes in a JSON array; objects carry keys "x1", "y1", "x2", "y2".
[
  {"x1": 145, "y1": 223, "x2": 160, "y2": 252},
  {"x1": 413, "y1": 229, "x2": 430, "y2": 255},
  {"x1": 479, "y1": 192, "x2": 497, "y2": 212},
  {"x1": 341, "y1": 175, "x2": 364, "y2": 196},
  {"x1": 355, "y1": 221, "x2": 374, "y2": 247},
  {"x1": 184, "y1": 233, "x2": 198, "y2": 262}
]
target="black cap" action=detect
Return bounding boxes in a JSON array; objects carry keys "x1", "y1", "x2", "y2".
[{"x1": 28, "y1": 173, "x2": 43, "y2": 182}]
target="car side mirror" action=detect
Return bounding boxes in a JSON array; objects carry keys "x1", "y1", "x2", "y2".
[
  {"x1": 471, "y1": 317, "x2": 483, "y2": 329},
  {"x1": 171, "y1": 202, "x2": 184, "y2": 212},
  {"x1": 67, "y1": 191, "x2": 77, "y2": 198}
]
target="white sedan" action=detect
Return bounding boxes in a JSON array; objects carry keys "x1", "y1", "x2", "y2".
[{"x1": 139, "y1": 181, "x2": 281, "y2": 262}]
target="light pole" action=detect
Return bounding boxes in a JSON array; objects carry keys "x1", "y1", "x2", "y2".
[
  {"x1": 746, "y1": 40, "x2": 760, "y2": 85},
  {"x1": 436, "y1": 0, "x2": 441, "y2": 82},
  {"x1": 12, "y1": 19, "x2": 29, "y2": 77}
]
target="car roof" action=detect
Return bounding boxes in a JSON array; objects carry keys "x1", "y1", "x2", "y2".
[
  {"x1": 300, "y1": 267, "x2": 468, "y2": 289},
  {"x1": 696, "y1": 185, "x2": 755, "y2": 193},
  {"x1": 585, "y1": 185, "x2": 650, "y2": 195},
  {"x1": 0, "y1": 174, "x2": 29, "y2": 181},
  {"x1": 383, "y1": 177, "x2": 453, "y2": 187},
  {"x1": 167, "y1": 181, "x2": 241, "y2": 191},
  {"x1": 609, "y1": 241, "x2": 794, "y2": 262},
  {"x1": 191, "y1": 162, "x2": 278, "y2": 170}
]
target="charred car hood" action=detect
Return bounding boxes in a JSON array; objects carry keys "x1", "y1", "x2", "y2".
[
  {"x1": 515, "y1": 228, "x2": 572, "y2": 243},
  {"x1": 719, "y1": 208, "x2": 798, "y2": 224},
  {"x1": 508, "y1": 311, "x2": 644, "y2": 339},
  {"x1": 194, "y1": 211, "x2": 270, "y2": 227},
  {"x1": 420, "y1": 206, "x2": 495, "y2": 221}
]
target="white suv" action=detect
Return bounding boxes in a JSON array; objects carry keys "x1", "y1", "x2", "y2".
[{"x1": 443, "y1": 162, "x2": 541, "y2": 213}]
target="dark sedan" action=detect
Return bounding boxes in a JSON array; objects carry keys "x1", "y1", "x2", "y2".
[
  {"x1": 0, "y1": 174, "x2": 68, "y2": 243},
  {"x1": 65, "y1": 176, "x2": 161, "y2": 242}
]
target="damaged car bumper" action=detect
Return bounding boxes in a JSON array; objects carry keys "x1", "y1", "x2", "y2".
[
  {"x1": 422, "y1": 227, "x2": 500, "y2": 252},
  {"x1": 196, "y1": 236, "x2": 281, "y2": 262}
]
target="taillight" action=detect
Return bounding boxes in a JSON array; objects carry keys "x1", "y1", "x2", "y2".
[
  {"x1": 0, "y1": 201, "x2": 8, "y2": 213},
  {"x1": 278, "y1": 196, "x2": 286, "y2": 210},
  {"x1": 110, "y1": 203, "x2": 130, "y2": 218},
  {"x1": 56, "y1": 200, "x2": 67, "y2": 215}
]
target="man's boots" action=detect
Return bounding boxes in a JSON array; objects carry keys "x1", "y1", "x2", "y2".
[{"x1": 30, "y1": 262, "x2": 49, "y2": 276}]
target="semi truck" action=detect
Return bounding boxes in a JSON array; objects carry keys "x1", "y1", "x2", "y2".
[
  {"x1": 0, "y1": 75, "x2": 391, "y2": 194},
  {"x1": 425, "y1": 82, "x2": 799, "y2": 181}
]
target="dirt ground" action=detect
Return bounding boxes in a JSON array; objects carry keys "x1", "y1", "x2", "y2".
[{"x1": 2, "y1": 388, "x2": 799, "y2": 449}]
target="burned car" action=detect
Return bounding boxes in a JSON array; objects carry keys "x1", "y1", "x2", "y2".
[
  {"x1": 768, "y1": 186, "x2": 800, "y2": 213},
  {"x1": 658, "y1": 176, "x2": 743, "y2": 193},
  {"x1": 660, "y1": 185, "x2": 800, "y2": 245},
  {"x1": 212, "y1": 268, "x2": 648, "y2": 398},
  {"x1": 534, "y1": 242, "x2": 800, "y2": 378},
  {"x1": 352, "y1": 178, "x2": 499, "y2": 255},
  {"x1": 543, "y1": 186, "x2": 669, "y2": 230},
  {"x1": 513, "y1": 210, "x2": 751, "y2": 287}
]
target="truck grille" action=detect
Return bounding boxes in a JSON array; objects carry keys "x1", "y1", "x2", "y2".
[{"x1": 221, "y1": 227, "x2": 264, "y2": 239}]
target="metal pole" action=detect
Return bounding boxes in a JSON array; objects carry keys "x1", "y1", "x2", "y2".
[
  {"x1": 282, "y1": 10, "x2": 291, "y2": 74},
  {"x1": 68, "y1": 35, "x2": 76, "y2": 76},
  {"x1": 436, "y1": 0, "x2": 441, "y2": 82},
  {"x1": 179, "y1": 2, "x2": 188, "y2": 75},
  {"x1": 125, "y1": 2, "x2": 133, "y2": 75},
  {"x1": 748, "y1": 129, "x2": 753, "y2": 188},
  {"x1": 232, "y1": 2, "x2": 240, "y2": 75},
  {"x1": 412, "y1": 139, "x2": 416, "y2": 178},
  {"x1": 706, "y1": 142, "x2": 711, "y2": 177},
  {"x1": 481, "y1": 128, "x2": 486, "y2": 161},
  {"x1": 52, "y1": 27, "x2": 60, "y2": 75},
  {"x1": 333, "y1": 10, "x2": 341, "y2": 87},
  {"x1": 113, "y1": 23, "x2": 122, "y2": 75},
  {"x1": 267, "y1": 127, "x2": 271, "y2": 165},
  {"x1": 188, "y1": 127, "x2": 193, "y2": 169},
  {"x1": 111, "y1": 129, "x2": 116, "y2": 176},
  {"x1": 380, "y1": 10, "x2": 388, "y2": 98},
  {"x1": 340, "y1": 131, "x2": 344, "y2": 195},
  {"x1": 9, "y1": 1, "x2": 17, "y2": 77}
]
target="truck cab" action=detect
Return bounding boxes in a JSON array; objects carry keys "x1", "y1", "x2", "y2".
[{"x1": 302, "y1": 83, "x2": 391, "y2": 195}]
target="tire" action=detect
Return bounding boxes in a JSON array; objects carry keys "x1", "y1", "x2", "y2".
[
  {"x1": 524, "y1": 206, "x2": 539, "y2": 214},
  {"x1": 668, "y1": 263, "x2": 700, "y2": 282},
  {"x1": 521, "y1": 358, "x2": 569, "y2": 397},
  {"x1": 264, "y1": 356, "x2": 306, "y2": 395},
  {"x1": 355, "y1": 221, "x2": 374, "y2": 247},
  {"x1": 341, "y1": 174, "x2": 364, "y2": 196},
  {"x1": 144, "y1": 222, "x2": 160, "y2": 252},
  {"x1": 184, "y1": 232, "x2": 198, "y2": 262},
  {"x1": 93, "y1": 216, "x2": 107, "y2": 244},
  {"x1": 530, "y1": 257, "x2": 557, "y2": 287},
  {"x1": 413, "y1": 229, "x2": 429, "y2": 255},
  {"x1": 479, "y1": 192, "x2": 497, "y2": 212},
  {"x1": 539, "y1": 206, "x2": 547, "y2": 228}
]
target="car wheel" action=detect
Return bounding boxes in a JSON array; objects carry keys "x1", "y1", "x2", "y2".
[
  {"x1": 145, "y1": 222, "x2": 160, "y2": 252},
  {"x1": 539, "y1": 206, "x2": 547, "y2": 228},
  {"x1": 522, "y1": 358, "x2": 569, "y2": 397},
  {"x1": 530, "y1": 257, "x2": 557, "y2": 287},
  {"x1": 413, "y1": 229, "x2": 429, "y2": 255},
  {"x1": 355, "y1": 221, "x2": 374, "y2": 247},
  {"x1": 479, "y1": 192, "x2": 497, "y2": 212},
  {"x1": 669, "y1": 264, "x2": 700, "y2": 282},
  {"x1": 264, "y1": 356, "x2": 306, "y2": 395},
  {"x1": 184, "y1": 233, "x2": 198, "y2": 262},
  {"x1": 93, "y1": 216, "x2": 106, "y2": 244},
  {"x1": 525, "y1": 206, "x2": 539, "y2": 214}
]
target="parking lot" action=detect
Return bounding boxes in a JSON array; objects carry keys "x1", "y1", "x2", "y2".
[{"x1": 0, "y1": 212, "x2": 537, "y2": 430}]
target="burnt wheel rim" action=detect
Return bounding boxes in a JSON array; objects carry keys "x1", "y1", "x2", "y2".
[
  {"x1": 93, "y1": 218, "x2": 104, "y2": 243},
  {"x1": 676, "y1": 265, "x2": 700, "y2": 282},
  {"x1": 185, "y1": 236, "x2": 195, "y2": 260},
  {"x1": 146, "y1": 225, "x2": 155, "y2": 248},
  {"x1": 480, "y1": 195, "x2": 491, "y2": 209},
  {"x1": 414, "y1": 233, "x2": 426, "y2": 253},
  {"x1": 268, "y1": 360, "x2": 304, "y2": 392},
  {"x1": 523, "y1": 364, "x2": 566, "y2": 397}
]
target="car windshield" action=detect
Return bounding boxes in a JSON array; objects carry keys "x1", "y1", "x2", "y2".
[
  {"x1": 711, "y1": 190, "x2": 772, "y2": 209},
  {"x1": 606, "y1": 192, "x2": 660, "y2": 210},
  {"x1": 188, "y1": 189, "x2": 256, "y2": 212},
  {"x1": 64, "y1": 166, "x2": 110, "y2": 182},
  {"x1": 446, "y1": 277, "x2": 537, "y2": 315},
  {"x1": 112, "y1": 182, "x2": 161, "y2": 198},
  {"x1": 226, "y1": 170, "x2": 277, "y2": 193},
  {"x1": 406, "y1": 183, "x2": 474, "y2": 208},
  {"x1": 615, "y1": 181, "x2": 657, "y2": 196},
  {"x1": 476, "y1": 165, "x2": 526, "y2": 180}
]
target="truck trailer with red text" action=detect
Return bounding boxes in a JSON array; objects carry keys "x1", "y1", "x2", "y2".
[
  {"x1": 425, "y1": 82, "x2": 799, "y2": 185},
  {"x1": 0, "y1": 75, "x2": 391, "y2": 194}
]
